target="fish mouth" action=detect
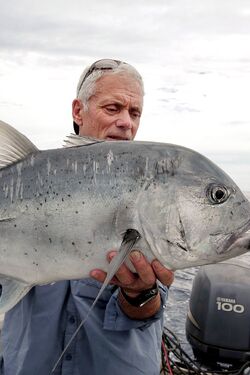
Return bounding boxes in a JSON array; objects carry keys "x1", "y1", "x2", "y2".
[{"x1": 219, "y1": 218, "x2": 250, "y2": 254}]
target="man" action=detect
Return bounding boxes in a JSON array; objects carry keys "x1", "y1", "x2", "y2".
[{"x1": 1, "y1": 59, "x2": 174, "y2": 375}]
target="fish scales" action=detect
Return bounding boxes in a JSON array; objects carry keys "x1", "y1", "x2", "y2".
[{"x1": 0, "y1": 143, "x2": 180, "y2": 284}]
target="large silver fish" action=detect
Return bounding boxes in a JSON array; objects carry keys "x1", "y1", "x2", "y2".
[{"x1": 0, "y1": 120, "x2": 250, "y2": 316}]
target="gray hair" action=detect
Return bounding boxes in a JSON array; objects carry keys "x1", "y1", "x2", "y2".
[{"x1": 76, "y1": 62, "x2": 144, "y2": 111}]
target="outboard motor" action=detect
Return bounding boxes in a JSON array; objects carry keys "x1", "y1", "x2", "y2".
[{"x1": 186, "y1": 262, "x2": 250, "y2": 371}]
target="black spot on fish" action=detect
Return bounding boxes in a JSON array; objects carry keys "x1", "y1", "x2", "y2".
[
  {"x1": 49, "y1": 238, "x2": 52, "y2": 243},
  {"x1": 180, "y1": 229, "x2": 186, "y2": 241},
  {"x1": 45, "y1": 224, "x2": 48, "y2": 227},
  {"x1": 247, "y1": 241, "x2": 250, "y2": 250},
  {"x1": 75, "y1": 211, "x2": 78, "y2": 214},
  {"x1": 176, "y1": 243, "x2": 188, "y2": 252},
  {"x1": 123, "y1": 229, "x2": 141, "y2": 242},
  {"x1": 164, "y1": 239, "x2": 173, "y2": 246},
  {"x1": 88, "y1": 241, "x2": 92, "y2": 244},
  {"x1": 72, "y1": 242, "x2": 75, "y2": 246},
  {"x1": 24, "y1": 252, "x2": 28, "y2": 256},
  {"x1": 68, "y1": 194, "x2": 71, "y2": 197},
  {"x1": 82, "y1": 201, "x2": 85, "y2": 205},
  {"x1": 78, "y1": 181, "x2": 81, "y2": 184}
]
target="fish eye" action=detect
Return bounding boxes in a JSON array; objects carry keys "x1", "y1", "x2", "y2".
[{"x1": 207, "y1": 184, "x2": 230, "y2": 204}]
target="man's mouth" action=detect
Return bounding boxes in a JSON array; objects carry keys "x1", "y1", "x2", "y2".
[{"x1": 106, "y1": 135, "x2": 130, "y2": 141}]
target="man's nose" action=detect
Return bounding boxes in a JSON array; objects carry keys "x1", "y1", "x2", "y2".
[{"x1": 115, "y1": 111, "x2": 133, "y2": 129}]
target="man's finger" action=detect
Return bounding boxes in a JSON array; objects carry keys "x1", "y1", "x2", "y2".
[
  {"x1": 107, "y1": 251, "x2": 137, "y2": 286},
  {"x1": 151, "y1": 260, "x2": 174, "y2": 286},
  {"x1": 90, "y1": 269, "x2": 120, "y2": 285},
  {"x1": 129, "y1": 251, "x2": 156, "y2": 287}
]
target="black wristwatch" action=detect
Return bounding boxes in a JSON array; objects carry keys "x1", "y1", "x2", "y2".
[{"x1": 120, "y1": 283, "x2": 159, "y2": 307}]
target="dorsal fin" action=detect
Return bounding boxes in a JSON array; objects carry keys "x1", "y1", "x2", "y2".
[
  {"x1": 0, "y1": 120, "x2": 38, "y2": 169},
  {"x1": 63, "y1": 133, "x2": 104, "y2": 148}
]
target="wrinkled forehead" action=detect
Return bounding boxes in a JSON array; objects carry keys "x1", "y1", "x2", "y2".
[{"x1": 93, "y1": 73, "x2": 144, "y2": 108}]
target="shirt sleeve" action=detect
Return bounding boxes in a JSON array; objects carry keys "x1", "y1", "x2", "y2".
[{"x1": 103, "y1": 283, "x2": 168, "y2": 331}]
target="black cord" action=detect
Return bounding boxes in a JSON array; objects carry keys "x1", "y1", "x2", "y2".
[
  {"x1": 161, "y1": 327, "x2": 250, "y2": 375},
  {"x1": 162, "y1": 328, "x2": 203, "y2": 374}
]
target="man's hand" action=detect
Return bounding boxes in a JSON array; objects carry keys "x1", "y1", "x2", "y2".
[
  {"x1": 90, "y1": 250, "x2": 174, "y2": 294},
  {"x1": 90, "y1": 250, "x2": 174, "y2": 319}
]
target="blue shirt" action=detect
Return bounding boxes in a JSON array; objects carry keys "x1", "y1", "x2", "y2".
[{"x1": 1, "y1": 279, "x2": 167, "y2": 375}]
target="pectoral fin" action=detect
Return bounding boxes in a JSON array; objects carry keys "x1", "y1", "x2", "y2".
[
  {"x1": 82, "y1": 228, "x2": 141, "y2": 318},
  {"x1": 51, "y1": 228, "x2": 141, "y2": 373},
  {"x1": 0, "y1": 277, "x2": 31, "y2": 314}
]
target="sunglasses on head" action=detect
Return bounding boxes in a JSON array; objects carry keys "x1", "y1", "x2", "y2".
[{"x1": 77, "y1": 59, "x2": 124, "y2": 94}]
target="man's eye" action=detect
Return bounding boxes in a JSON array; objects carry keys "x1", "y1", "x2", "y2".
[
  {"x1": 131, "y1": 111, "x2": 141, "y2": 118},
  {"x1": 105, "y1": 106, "x2": 118, "y2": 112}
]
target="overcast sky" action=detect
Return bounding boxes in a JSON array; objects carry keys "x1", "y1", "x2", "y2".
[{"x1": 0, "y1": 0, "x2": 249, "y2": 191}]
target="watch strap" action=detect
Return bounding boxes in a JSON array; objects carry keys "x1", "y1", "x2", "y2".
[{"x1": 120, "y1": 283, "x2": 159, "y2": 307}]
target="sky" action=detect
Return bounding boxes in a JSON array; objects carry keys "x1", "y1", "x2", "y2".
[{"x1": 0, "y1": 0, "x2": 249, "y2": 191}]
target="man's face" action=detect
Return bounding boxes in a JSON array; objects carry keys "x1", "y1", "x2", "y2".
[{"x1": 72, "y1": 73, "x2": 143, "y2": 140}]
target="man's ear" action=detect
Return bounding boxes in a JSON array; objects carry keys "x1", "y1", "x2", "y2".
[{"x1": 72, "y1": 99, "x2": 84, "y2": 126}]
